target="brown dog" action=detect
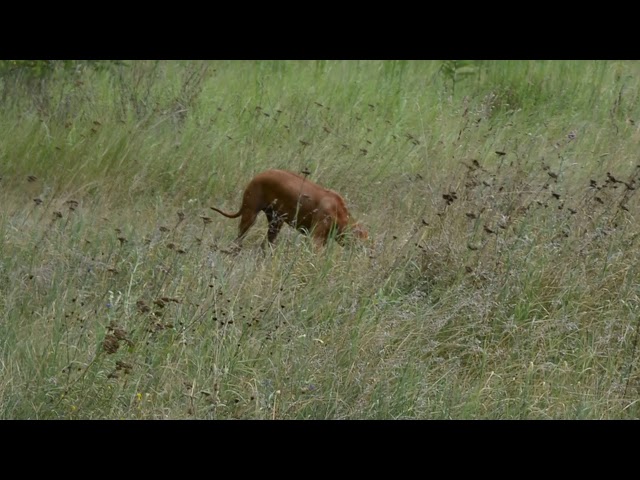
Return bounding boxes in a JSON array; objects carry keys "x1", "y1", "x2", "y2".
[{"x1": 211, "y1": 169, "x2": 368, "y2": 248}]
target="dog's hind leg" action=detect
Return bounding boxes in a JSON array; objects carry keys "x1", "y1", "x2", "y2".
[{"x1": 234, "y1": 208, "x2": 260, "y2": 246}]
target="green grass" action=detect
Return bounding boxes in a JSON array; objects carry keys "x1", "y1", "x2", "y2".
[{"x1": 2, "y1": 60, "x2": 640, "y2": 418}]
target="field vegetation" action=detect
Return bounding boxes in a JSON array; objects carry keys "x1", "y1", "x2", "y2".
[{"x1": 2, "y1": 60, "x2": 640, "y2": 418}]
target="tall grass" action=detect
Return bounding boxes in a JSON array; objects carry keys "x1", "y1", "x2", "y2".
[{"x1": 2, "y1": 60, "x2": 640, "y2": 418}]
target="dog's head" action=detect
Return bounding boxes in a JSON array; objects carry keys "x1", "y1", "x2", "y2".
[
  {"x1": 351, "y1": 222, "x2": 369, "y2": 241},
  {"x1": 337, "y1": 221, "x2": 369, "y2": 245}
]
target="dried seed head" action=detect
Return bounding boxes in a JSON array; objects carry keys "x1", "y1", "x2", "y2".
[
  {"x1": 103, "y1": 334, "x2": 120, "y2": 354},
  {"x1": 108, "y1": 324, "x2": 132, "y2": 345},
  {"x1": 137, "y1": 300, "x2": 151, "y2": 313},
  {"x1": 27, "y1": 175, "x2": 38, "y2": 182},
  {"x1": 33, "y1": 198, "x2": 43, "y2": 206},
  {"x1": 161, "y1": 297, "x2": 181, "y2": 304},
  {"x1": 442, "y1": 192, "x2": 458, "y2": 205},
  {"x1": 115, "y1": 360, "x2": 132, "y2": 373}
]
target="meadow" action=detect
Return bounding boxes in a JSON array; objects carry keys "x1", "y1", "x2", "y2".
[{"x1": 1, "y1": 60, "x2": 640, "y2": 418}]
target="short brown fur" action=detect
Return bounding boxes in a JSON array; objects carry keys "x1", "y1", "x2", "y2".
[{"x1": 211, "y1": 169, "x2": 368, "y2": 248}]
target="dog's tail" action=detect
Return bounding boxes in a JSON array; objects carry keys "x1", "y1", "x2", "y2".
[{"x1": 210, "y1": 206, "x2": 242, "y2": 219}]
